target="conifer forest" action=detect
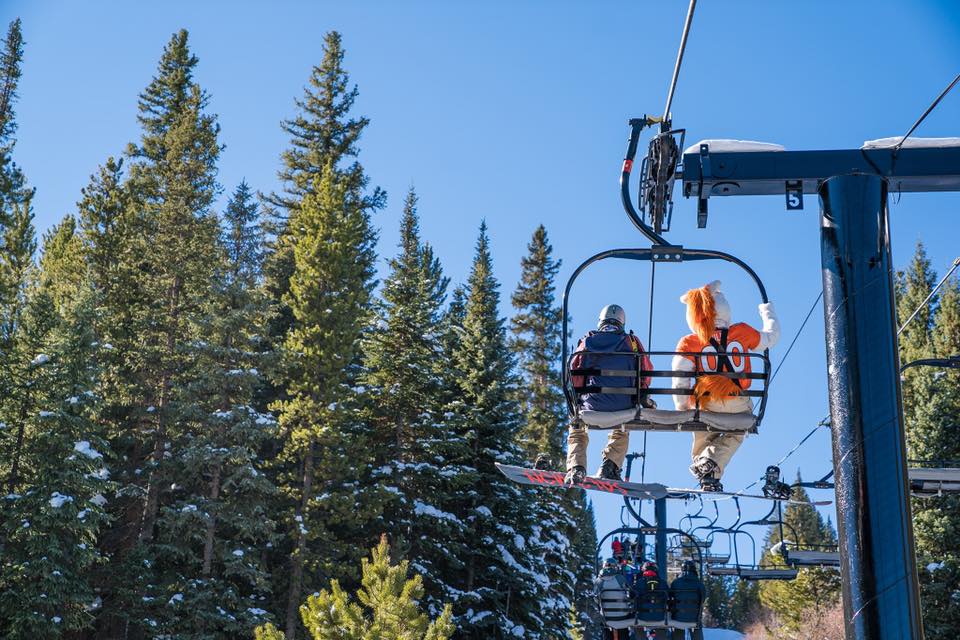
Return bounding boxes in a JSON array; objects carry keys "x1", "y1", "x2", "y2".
[{"x1": 1, "y1": 9, "x2": 959, "y2": 640}]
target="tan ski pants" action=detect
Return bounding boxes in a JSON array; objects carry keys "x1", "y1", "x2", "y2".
[
  {"x1": 691, "y1": 395, "x2": 751, "y2": 476},
  {"x1": 566, "y1": 425, "x2": 629, "y2": 471}
]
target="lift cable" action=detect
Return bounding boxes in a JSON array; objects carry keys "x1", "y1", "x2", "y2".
[
  {"x1": 662, "y1": 0, "x2": 698, "y2": 125},
  {"x1": 898, "y1": 256, "x2": 960, "y2": 336},
  {"x1": 733, "y1": 416, "x2": 831, "y2": 497},
  {"x1": 768, "y1": 289, "x2": 823, "y2": 386},
  {"x1": 640, "y1": 260, "x2": 658, "y2": 484},
  {"x1": 893, "y1": 72, "x2": 960, "y2": 156}
]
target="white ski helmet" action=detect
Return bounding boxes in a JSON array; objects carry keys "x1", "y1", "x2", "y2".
[{"x1": 598, "y1": 304, "x2": 626, "y2": 329}]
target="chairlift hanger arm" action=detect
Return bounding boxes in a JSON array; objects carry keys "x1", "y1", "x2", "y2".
[{"x1": 621, "y1": 117, "x2": 669, "y2": 245}]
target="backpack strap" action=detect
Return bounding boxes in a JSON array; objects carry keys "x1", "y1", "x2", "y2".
[{"x1": 708, "y1": 327, "x2": 743, "y2": 389}]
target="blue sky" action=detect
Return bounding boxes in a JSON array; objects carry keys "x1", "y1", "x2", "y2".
[{"x1": 7, "y1": 1, "x2": 960, "y2": 563}]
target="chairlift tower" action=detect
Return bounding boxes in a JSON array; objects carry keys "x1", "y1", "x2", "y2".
[{"x1": 676, "y1": 141, "x2": 960, "y2": 640}]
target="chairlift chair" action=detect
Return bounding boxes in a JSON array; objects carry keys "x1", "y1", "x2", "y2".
[{"x1": 561, "y1": 247, "x2": 771, "y2": 434}]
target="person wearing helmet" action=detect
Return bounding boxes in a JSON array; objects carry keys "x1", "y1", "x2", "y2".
[
  {"x1": 668, "y1": 560, "x2": 706, "y2": 633},
  {"x1": 636, "y1": 560, "x2": 669, "y2": 628},
  {"x1": 596, "y1": 556, "x2": 636, "y2": 633},
  {"x1": 566, "y1": 305, "x2": 654, "y2": 484}
]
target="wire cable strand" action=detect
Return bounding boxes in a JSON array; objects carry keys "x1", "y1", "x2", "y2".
[
  {"x1": 662, "y1": 0, "x2": 698, "y2": 125},
  {"x1": 769, "y1": 289, "x2": 823, "y2": 385},
  {"x1": 898, "y1": 256, "x2": 960, "y2": 336},
  {"x1": 893, "y1": 73, "x2": 960, "y2": 154}
]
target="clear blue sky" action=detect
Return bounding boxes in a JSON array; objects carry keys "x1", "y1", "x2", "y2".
[{"x1": 7, "y1": 1, "x2": 960, "y2": 562}]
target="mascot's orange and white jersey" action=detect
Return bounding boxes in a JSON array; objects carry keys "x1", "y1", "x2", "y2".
[
  {"x1": 676, "y1": 323, "x2": 761, "y2": 390},
  {"x1": 671, "y1": 280, "x2": 779, "y2": 410}
]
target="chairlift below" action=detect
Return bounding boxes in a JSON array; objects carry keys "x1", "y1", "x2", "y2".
[{"x1": 908, "y1": 466, "x2": 960, "y2": 497}]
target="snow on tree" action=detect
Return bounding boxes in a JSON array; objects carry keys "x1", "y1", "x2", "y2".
[
  {"x1": 270, "y1": 164, "x2": 380, "y2": 638},
  {"x1": 361, "y1": 188, "x2": 457, "y2": 615},
  {"x1": 435, "y1": 222, "x2": 546, "y2": 637}
]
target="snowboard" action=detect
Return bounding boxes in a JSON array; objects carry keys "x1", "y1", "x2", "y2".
[
  {"x1": 664, "y1": 486, "x2": 832, "y2": 506},
  {"x1": 495, "y1": 463, "x2": 668, "y2": 500}
]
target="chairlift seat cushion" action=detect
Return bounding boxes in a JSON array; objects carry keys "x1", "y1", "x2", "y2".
[
  {"x1": 637, "y1": 408, "x2": 697, "y2": 425},
  {"x1": 698, "y1": 411, "x2": 757, "y2": 431},
  {"x1": 786, "y1": 550, "x2": 840, "y2": 567},
  {"x1": 579, "y1": 408, "x2": 638, "y2": 428},
  {"x1": 636, "y1": 614, "x2": 668, "y2": 626}
]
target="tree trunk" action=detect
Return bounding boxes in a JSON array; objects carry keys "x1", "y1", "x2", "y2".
[
  {"x1": 5, "y1": 386, "x2": 31, "y2": 493},
  {"x1": 285, "y1": 441, "x2": 314, "y2": 639},
  {"x1": 139, "y1": 275, "x2": 181, "y2": 542},
  {"x1": 201, "y1": 461, "x2": 222, "y2": 576}
]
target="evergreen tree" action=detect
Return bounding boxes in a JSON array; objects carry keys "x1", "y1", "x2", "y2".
[
  {"x1": 897, "y1": 243, "x2": 960, "y2": 638},
  {"x1": 438, "y1": 223, "x2": 545, "y2": 638},
  {"x1": 263, "y1": 30, "x2": 385, "y2": 346},
  {"x1": 510, "y1": 225, "x2": 592, "y2": 638},
  {"x1": 0, "y1": 239, "x2": 110, "y2": 636},
  {"x1": 256, "y1": 537, "x2": 454, "y2": 640},
  {"x1": 145, "y1": 182, "x2": 279, "y2": 638},
  {"x1": 362, "y1": 188, "x2": 454, "y2": 615},
  {"x1": 0, "y1": 18, "x2": 31, "y2": 252},
  {"x1": 569, "y1": 498, "x2": 603, "y2": 639},
  {"x1": 80, "y1": 29, "x2": 223, "y2": 635},
  {"x1": 271, "y1": 165, "x2": 378, "y2": 638},
  {"x1": 758, "y1": 476, "x2": 840, "y2": 635}
]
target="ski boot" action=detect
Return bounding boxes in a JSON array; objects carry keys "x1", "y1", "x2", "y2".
[
  {"x1": 690, "y1": 458, "x2": 723, "y2": 492},
  {"x1": 565, "y1": 465, "x2": 586, "y2": 485},
  {"x1": 597, "y1": 458, "x2": 622, "y2": 481},
  {"x1": 762, "y1": 465, "x2": 793, "y2": 500},
  {"x1": 533, "y1": 453, "x2": 553, "y2": 471}
]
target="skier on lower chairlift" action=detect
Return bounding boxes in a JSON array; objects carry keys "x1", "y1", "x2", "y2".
[
  {"x1": 671, "y1": 281, "x2": 780, "y2": 491},
  {"x1": 565, "y1": 304, "x2": 653, "y2": 485}
]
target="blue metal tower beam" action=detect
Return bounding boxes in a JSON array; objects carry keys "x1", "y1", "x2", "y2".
[
  {"x1": 682, "y1": 146, "x2": 960, "y2": 199},
  {"x1": 674, "y1": 146, "x2": 960, "y2": 639}
]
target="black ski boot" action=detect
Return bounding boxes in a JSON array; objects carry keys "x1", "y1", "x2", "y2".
[
  {"x1": 533, "y1": 453, "x2": 553, "y2": 470},
  {"x1": 597, "y1": 458, "x2": 622, "y2": 481},
  {"x1": 565, "y1": 465, "x2": 586, "y2": 485},
  {"x1": 690, "y1": 458, "x2": 723, "y2": 492},
  {"x1": 762, "y1": 465, "x2": 793, "y2": 500}
]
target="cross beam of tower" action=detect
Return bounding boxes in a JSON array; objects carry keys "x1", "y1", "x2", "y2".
[{"x1": 679, "y1": 144, "x2": 960, "y2": 640}]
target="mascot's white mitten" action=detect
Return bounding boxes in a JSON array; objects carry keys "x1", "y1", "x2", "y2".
[{"x1": 757, "y1": 302, "x2": 780, "y2": 350}]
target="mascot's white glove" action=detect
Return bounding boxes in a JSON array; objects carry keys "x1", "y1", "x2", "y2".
[{"x1": 757, "y1": 302, "x2": 781, "y2": 350}]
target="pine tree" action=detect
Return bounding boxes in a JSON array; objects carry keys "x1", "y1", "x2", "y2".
[
  {"x1": 263, "y1": 30, "x2": 385, "y2": 347},
  {"x1": 80, "y1": 29, "x2": 223, "y2": 635},
  {"x1": 272, "y1": 165, "x2": 379, "y2": 638},
  {"x1": 758, "y1": 476, "x2": 840, "y2": 635},
  {"x1": 361, "y1": 188, "x2": 454, "y2": 615},
  {"x1": 437, "y1": 223, "x2": 545, "y2": 638},
  {"x1": 144, "y1": 182, "x2": 279, "y2": 638},
  {"x1": 569, "y1": 498, "x2": 603, "y2": 639},
  {"x1": 896, "y1": 243, "x2": 960, "y2": 638},
  {"x1": 256, "y1": 537, "x2": 454, "y2": 640},
  {"x1": 510, "y1": 225, "x2": 565, "y2": 461},
  {"x1": 0, "y1": 235, "x2": 110, "y2": 636},
  {"x1": 0, "y1": 18, "x2": 31, "y2": 246},
  {"x1": 510, "y1": 225, "x2": 590, "y2": 638},
  {"x1": 0, "y1": 200, "x2": 36, "y2": 494}
]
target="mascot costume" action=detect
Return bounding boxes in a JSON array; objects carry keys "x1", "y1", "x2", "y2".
[{"x1": 671, "y1": 281, "x2": 779, "y2": 490}]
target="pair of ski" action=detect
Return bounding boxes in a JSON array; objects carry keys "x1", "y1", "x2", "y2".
[{"x1": 495, "y1": 463, "x2": 831, "y2": 506}]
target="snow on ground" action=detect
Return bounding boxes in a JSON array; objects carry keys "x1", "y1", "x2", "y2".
[
  {"x1": 684, "y1": 139, "x2": 786, "y2": 154},
  {"x1": 703, "y1": 629, "x2": 746, "y2": 640}
]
